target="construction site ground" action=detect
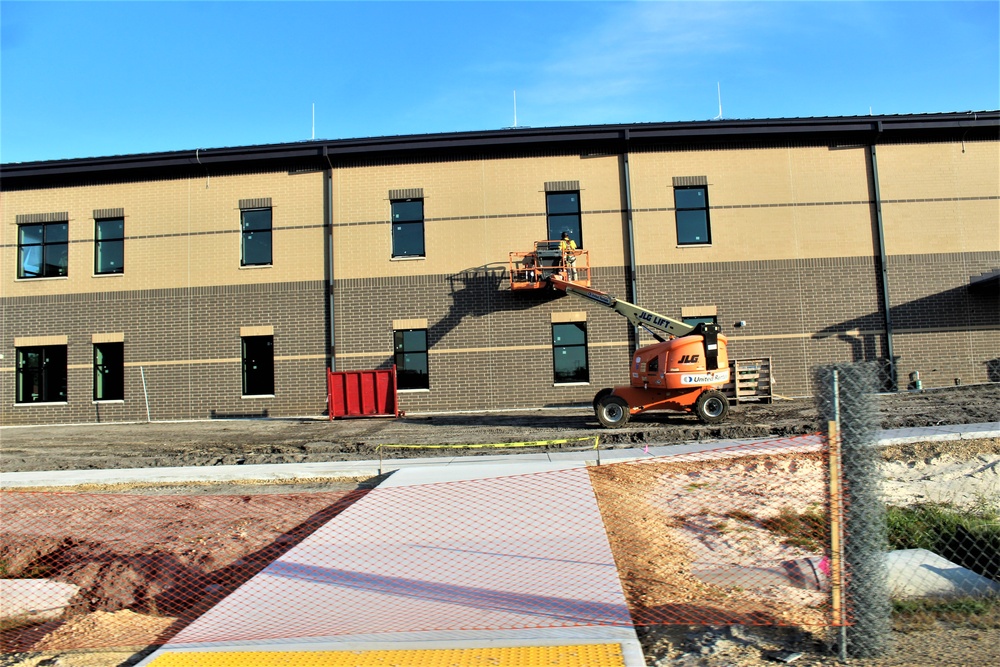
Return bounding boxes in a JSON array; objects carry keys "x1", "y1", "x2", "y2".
[
  {"x1": 2, "y1": 383, "x2": 998, "y2": 474},
  {"x1": 1, "y1": 383, "x2": 998, "y2": 667}
]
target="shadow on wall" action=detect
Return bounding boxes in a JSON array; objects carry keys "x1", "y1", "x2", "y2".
[
  {"x1": 813, "y1": 279, "x2": 1000, "y2": 391},
  {"x1": 424, "y1": 264, "x2": 553, "y2": 350},
  {"x1": 987, "y1": 359, "x2": 1000, "y2": 383}
]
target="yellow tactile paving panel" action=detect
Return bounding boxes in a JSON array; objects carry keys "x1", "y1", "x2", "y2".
[{"x1": 146, "y1": 643, "x2": 626, "y2": 666}]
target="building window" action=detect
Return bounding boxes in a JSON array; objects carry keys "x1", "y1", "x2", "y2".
[
  {"x1": 552, "y1": 322, "x2": 589, "y2": 384},
  {"x1": 546, "y1": 191, "x2": 582, "y2": 246},
  {"x1": 242, "y1": 336, "x2": 274, "y2": 396},
  {"x1": 94, "y1": 342, "x2": 124, "y2": 401},
  {"x1": 674, "y1": 185, "x2": 711, "y2": 245},
  {"x1": 16, "y1": 346, "x2": 68, "y2": 403},
  {"x1": 18, "y1": 222, "x2": 68, "y2": 278},
  {"x1": 394, "y1": 329, "x2": 429, "y2": 389},
  {"x1": 683, "y1": 315, "x2": 717, "y2": 328},
  {"x1": 241, "y1": 208, "x2": 272, "y2": 266},
  {"x1": 391, "y1": 199, "x2": 425, "y2": 258},
  {"x1": 95, "y1": 218, "x2": 124, "y2": 274}
]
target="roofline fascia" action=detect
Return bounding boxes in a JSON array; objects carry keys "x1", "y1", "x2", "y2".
[{"x1": 3, "y1": 112, "x2": 997, "y2": 185}]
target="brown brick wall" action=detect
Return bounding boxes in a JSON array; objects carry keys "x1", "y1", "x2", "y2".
[
  {"x1": 1, "y1": 281, "x2": 327, "y2": 425},
  {"x1": 887, "y1": 251, "x2": 1000, "y2": 388}
]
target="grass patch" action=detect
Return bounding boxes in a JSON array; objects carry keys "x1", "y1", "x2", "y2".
[
  {"x1": 892, "y1": 595, "x2": 1000, "y2": 632},
  {"x1": 887, "y1": 500, "x2": 1000, "y2": 581},
  {"x1": 760, "y1": 506, "x2": 829, "y2": 552}
]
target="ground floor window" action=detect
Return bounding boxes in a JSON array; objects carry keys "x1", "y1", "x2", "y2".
[
  {"x1": 94, "y1": 342, "x2": 124, "y2": 401},
  {"x1": 394, "y1": 329, "x2": 429, "y2": 389},
  {"x1": 552, "y1": 322, "x2": 589, "y2": 383},
  {"x1": 16, "y1": 345, "x2": 67, "y2": 403},
  {"x1": 683, "y1": 315, "x2": 718, "y2": 328},
  {"x1": 242, "y1": 336, "x2": 274, "y2": 396}
]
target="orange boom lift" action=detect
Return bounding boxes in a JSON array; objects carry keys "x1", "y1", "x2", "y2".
[{"x1": 510, "y1": 244, "x2": 730, "y2": 428}]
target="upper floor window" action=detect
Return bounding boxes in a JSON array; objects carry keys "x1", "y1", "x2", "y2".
[
  {"x1": 674, "y1": 184, "x2": 711, "y2": 245},
  {"x1": 95, "y1": 218, "x2": 125, "y2": 274},
  {"x1": 18, "y1": 221, "x2": 68, "y2": 279},
  {"x1": 391, "y1": 198, "x2": 425, "y2": 258},
  {"x1": 546, "y1": 191, "x2": 582, "y2": 247},
  {"x1": 394, "y1": 329, "x2": 429, "y2": 389},
  {"x1": 16, "y1": 345, "x2": 67, "y2": 403},
  {"x1": 552, "y1": 321, "x2": 589, "y2": 384},
  {"x1": 241, "y1": 208, "x2": 272, "y2": 266}
]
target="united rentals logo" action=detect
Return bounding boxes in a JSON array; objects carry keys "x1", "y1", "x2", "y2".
[{"x1": 681, "y1": 370, "x2": 730, "y2": 385}]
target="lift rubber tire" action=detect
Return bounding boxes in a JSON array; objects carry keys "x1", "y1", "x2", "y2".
[
  {"x1": 592, "y1": 388, "x2": 614, "y2": 413},
  {"x1": 695, "y1": 389, "x2": 730, "y2": 424},
  {"x1": 596, "y1": 395, "x2": 631, "y2": 429}
]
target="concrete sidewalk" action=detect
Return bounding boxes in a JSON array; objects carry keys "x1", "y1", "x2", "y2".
[
  {"x1": 135, "y1": 461, "x2": 646, "y2": 667},
  {"x1": 3, "y1": 422, "x2": 997, "y2": 489}
]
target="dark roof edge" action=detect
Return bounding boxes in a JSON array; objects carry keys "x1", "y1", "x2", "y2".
[{"x1": 3, "y1": 111, "x2": 998, "y2": 184}]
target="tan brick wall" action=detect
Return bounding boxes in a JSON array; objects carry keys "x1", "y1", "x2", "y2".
[
  {"x1": 630, "y1": 145, "x2": 875, "y2": 265},
  {"x1": 2, "y1": 171, "x2": 326, "y2": 298},
  {"x1": 876, "y1": 140, "x2": 1000, "y2": 255},
  {"x1": 331, "y1": 153, "x2": 628, "y2": 279}
]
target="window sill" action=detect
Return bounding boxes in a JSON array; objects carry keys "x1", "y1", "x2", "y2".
[
  {"x1": 239, "y1": 264, "x2": 273, "y2": 270},
  {"x1": 397, "y1": 388, "x2": 430, "y2": 393},
  {"x1": 242, "y1": 394, "x2": 275, "y2": 399},
  {"x1": 15, "y1": 276, "x2": 68, "y2": 282},
  {"x1": 676, "y1": 243, "x2": 712, "y2": 248},
  {"x1": 390, "y1": 256, "x2": 425, "y2": 261},
  {"x1": 93, "y1": 272, "x2": 124, "y2": 278},
  {"x1": 15, "y1": 401, "x2": 69, "y2": 407},
  {"x1": 553, "y1": 382, "x2": 590, "y2": 387},
  {"x1": 93, "y1": 399, "x2": 125, "y2": 404}
]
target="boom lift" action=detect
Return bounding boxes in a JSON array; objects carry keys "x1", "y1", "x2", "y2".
[{"x1": 510, "y1": 243, "x2": 730, "y2": 427}]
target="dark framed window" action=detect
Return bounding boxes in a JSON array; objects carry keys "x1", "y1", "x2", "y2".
[
  {"x1": 94, "y1": 342, "x2": 124, "y2": 401},
  {"x1": 683, "y1": 315, "x2": 718, "y2": 328},
  {"x1": 16, "y1": 346, "x2": 68, "y2": 403},
  {"x1": 391, "y1": 199, "x2": 425, "y2": 258},
  {"x1": 95, "y1": 218, "x2": 125, "y2": 274},
  {"x1": 394, "y1": 329, "x2": 429, "y2": 389},
  {"x1": 242, "y1": 336, "x2": 274, "y2": 396},
  {"x1": 552, "y1": 322, "x2": 589, "y2": 384},
  {"x1": 674, "y1": 186, "x2": 711, "y2": 245},
  {"x1": 546, "y1": 191, "x2": 582, "y2": 247},
  {"x1": 241, "y1": 209, "x2": 272, "y2": 266},
  {"x1": 18, "y1": 222, "x2": 68, "y2": 278}
]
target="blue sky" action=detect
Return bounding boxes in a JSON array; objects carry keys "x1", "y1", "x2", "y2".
[{"x1": 2, "y1": 1, "x2": 997, "y2": 163}]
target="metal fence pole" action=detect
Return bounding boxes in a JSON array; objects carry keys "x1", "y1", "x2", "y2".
[
  {"x1": 815, "y1": 363, "x2": 891, "y2": 659},
  {"x1": 827, "y1": 370, "x2": 848, "y2": 661}
]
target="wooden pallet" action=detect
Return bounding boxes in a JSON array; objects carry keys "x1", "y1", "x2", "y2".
[{"x1": 722, "y1": 357, "x2": 773, "y2": 404}]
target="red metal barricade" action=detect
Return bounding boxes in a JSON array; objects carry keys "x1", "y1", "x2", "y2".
[{"x1": 327, "y1": 366, "x2": 401, "y2": 419}]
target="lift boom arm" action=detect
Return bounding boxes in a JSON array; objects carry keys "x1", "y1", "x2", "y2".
[{"x1": 548, "y1": 276, "x2": 694, "y2": 341}]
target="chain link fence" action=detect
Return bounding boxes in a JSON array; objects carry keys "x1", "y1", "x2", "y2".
[
  {"x1": 817, "y1": 362, "x2": 999, "y2": 660},
  {"x1": 2, "y1": 366, "x2": 997, "y2": 661}
]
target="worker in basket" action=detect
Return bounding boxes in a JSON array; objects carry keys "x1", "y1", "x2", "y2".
[{"x1": 560, "y1": 231, "x2": 578, "y2": 281}]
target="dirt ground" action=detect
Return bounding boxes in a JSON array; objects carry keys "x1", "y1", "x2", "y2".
[
  {"x1": 1, "y1": 383, "x2": 998, "y2": 666},
  {"x1": 2, "y1": 383, "x2": 997, "y2": 474}
]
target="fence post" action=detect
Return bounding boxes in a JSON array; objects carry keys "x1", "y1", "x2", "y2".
[
  {"x1": 815, "y1": 363, "x2": 891, "y2": 659},
  {"x1": 827, "y1": 370, "x2": 848, "y2": 661}
]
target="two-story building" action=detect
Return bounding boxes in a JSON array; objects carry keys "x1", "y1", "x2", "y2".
[{"x1": 2, "y1": 112, "x2": 997, "y2": 425}]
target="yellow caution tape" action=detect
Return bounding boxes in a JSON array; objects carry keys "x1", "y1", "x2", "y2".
[{"x1": 377, "y1": 436, "x2": 599, "y2": 451}]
